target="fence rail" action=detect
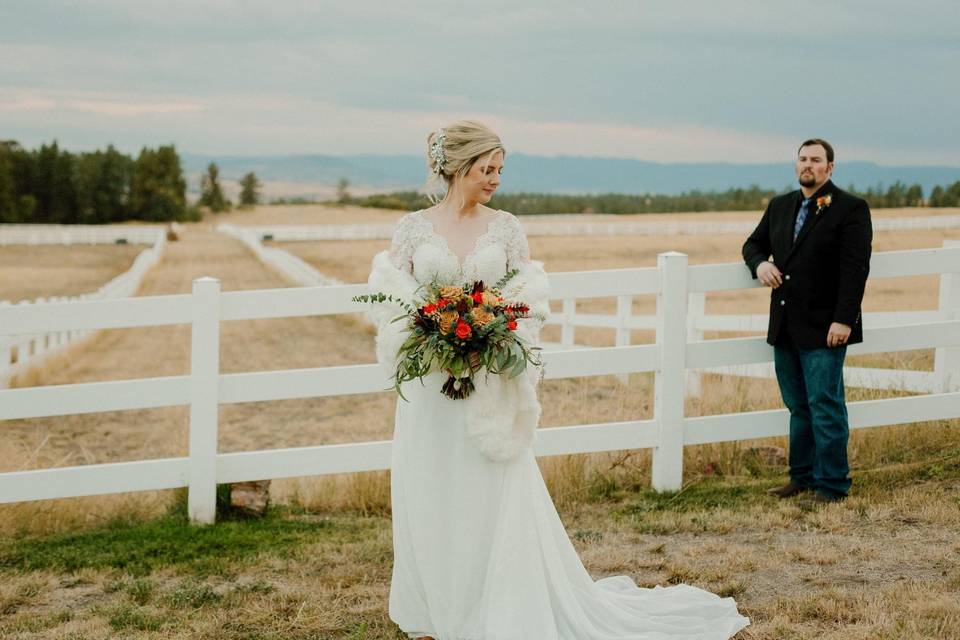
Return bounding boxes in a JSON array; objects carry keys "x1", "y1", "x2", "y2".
[
  {"x1": 0, "y1": 230, "x2": 169, "y2": 387},
  {"x1": 228, "y1": 214, "x2": 960, "y2": 242},
  {"x1": 0, "y1": 224, "x2": 167, "y2": 246},
  {"x1": 1, "y1": 244, "x2": 958, "y2": 523}
]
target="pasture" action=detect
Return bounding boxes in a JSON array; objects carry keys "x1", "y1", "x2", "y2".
[{"x1": 0, "y1": 207, "x2": 958, "y2": 639}]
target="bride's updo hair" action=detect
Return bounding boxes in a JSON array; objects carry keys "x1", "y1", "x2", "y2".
[{"x1": 425, "y1": 120, "x2": 505, "y2": 204}]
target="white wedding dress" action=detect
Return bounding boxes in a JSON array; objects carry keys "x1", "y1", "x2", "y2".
[{"x1": 384, "y1": 209, "x2": 750, "y2": 639}]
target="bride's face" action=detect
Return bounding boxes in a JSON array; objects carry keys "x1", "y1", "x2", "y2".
[{"x1": 458, "y1": 150, "x2": 503, "y2": 204}]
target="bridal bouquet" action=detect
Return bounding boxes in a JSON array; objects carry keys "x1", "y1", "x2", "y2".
[{"x1": 354, "y1": 268, "x2": 543, "y2": 400}]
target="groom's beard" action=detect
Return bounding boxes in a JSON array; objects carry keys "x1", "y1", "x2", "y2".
[{"x1": 798, "y1": 172, "x2": 817, "y2": 187}]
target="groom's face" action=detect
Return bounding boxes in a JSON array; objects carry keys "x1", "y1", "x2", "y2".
[{"x1": 796, "y1": 144, "x2": 833, "y2": 190}]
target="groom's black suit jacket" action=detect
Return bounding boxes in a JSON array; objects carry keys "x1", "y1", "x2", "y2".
[{"x1": 742, "y1": 180, "x2": 873, "y2": 348}]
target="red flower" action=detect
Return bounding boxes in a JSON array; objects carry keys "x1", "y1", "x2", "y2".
[
  {"x1": 507, "y1": 319, "x2": 518, "y2": 331},
  {"x1": 455, "y1": 320, "x2": 472, "y2": 339},
  {"x1": 472, "y1": 292, "x2": 484, "y2": 304},
  {"x1": 436, "y1": 298, "x2": 449, "y2": 308},
  {"x1": 422, "y1": 303, "x2": 437, "y2": 314}
]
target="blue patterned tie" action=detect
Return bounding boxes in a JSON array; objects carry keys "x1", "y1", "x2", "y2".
[{"x1": 794, "y1": 198, "x2": 811, "y2": 241}]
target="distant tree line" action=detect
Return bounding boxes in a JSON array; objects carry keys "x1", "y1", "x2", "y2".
[
  {"x1": 0, "y1": 140, "x2": 263, "y2": 224},
  {"x1": 336, "y1": 180, "x2": 960, "y2": 214}
]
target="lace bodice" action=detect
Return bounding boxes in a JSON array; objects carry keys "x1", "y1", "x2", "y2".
[{"x1": 388, "y1": 209, "x2": 531, "y2": 285}]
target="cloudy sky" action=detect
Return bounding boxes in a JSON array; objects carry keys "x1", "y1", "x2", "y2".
[{"x1": 2, "y1": 0, "x2": 958, "y2": 165}]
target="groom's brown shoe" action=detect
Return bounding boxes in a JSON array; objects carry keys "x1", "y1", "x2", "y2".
[{"x1": 766, "y1": 481, "x2": 811, "y2": 498}]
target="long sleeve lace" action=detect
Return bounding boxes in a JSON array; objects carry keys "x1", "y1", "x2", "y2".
[
  {"x1": 503, "y1": 213, "x2": 531, "y2": 271},
  {"x1": 388, "y1": 213, "x2": 424, "y2": 274}
]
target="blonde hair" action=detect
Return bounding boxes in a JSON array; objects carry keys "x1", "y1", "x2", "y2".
[{"x1": 424, "y1": 120, "x2": 505, "y2": 205}]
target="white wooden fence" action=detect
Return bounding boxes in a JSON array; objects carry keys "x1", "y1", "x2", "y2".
[
  {"x1": 230, "y1": 214, "x2": 960, "y2": 242},
  {"x1": 549, "y1": 241, "x2": 960, "y2": 395},
  {"x1": 218, "y1": 223, "x2": 343, "y2": 287},
  {"x1": 1, "y1": 246, "x2": 959, "y2": 524},
  {"x1": 0, "y1": 230, "x2": 168, "y2": 388},
  {"x1": 222, "y1": 222, "x2": 960, "y2": 396},
  {"x1": 0, "y1": 224, "x2": 167, "y2": 246}
]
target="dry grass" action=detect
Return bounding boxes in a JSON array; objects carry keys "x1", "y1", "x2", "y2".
[
  {"x1": 216, "y1": 203, "x2": 405, "y2": 226},
  {"x1": 1, "y1": 208, "x2": 959, "y2": 638},
  {"x1": 0, "y1": 243, "x2": 144, "y2": 303}
]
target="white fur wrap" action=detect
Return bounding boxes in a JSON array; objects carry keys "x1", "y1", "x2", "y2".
[{"x1": 366, "y1": 250, "x2": 550, "y2": 462}]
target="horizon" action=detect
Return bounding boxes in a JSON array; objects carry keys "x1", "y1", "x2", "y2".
[{"x1": 7, "y1": 142, "x2": 960, "y2": 171}]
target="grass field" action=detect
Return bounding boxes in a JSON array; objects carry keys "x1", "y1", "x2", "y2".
[
  {"x1": 1, "y1": 207, "x2": 958, "y2": 639},
  {"x1": 0, "y1": 244, "x2": 144, "y2": 303}
]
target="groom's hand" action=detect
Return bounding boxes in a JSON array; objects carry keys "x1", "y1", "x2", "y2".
[
  {"x1": 756, "y1": 261, "x2": 783, "y2": 288},
  {"x1": 827, "y1": 322, "x2": 851, "y2": 347}
]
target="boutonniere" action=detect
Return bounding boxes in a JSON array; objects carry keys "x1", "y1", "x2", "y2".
[{"x1": 815, "y1": 194, "x2": 833, "y2": 215}]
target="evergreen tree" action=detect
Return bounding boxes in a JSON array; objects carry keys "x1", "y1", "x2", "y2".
[
  {"x1": 336, "y1": 177, "x2": 351, "y2": 204},
  {"x1": 930, "y1": 185, "x2": 945, "y2": 207},
  {"x1": 199, "y1": 162, "x2": 230, "y2": 212},
  {"x1": 130, "y1": 145, "x2": 187, "y2": 221},
  {"x1": 905, "y1": 183, "x2": 924, "y2": 207},
  {"x1": 97, "y1": 145, "x2": 134, "y2": 222},
  {"x1": 239, "y1": 171, "x2": 261, "y2": 207},
  {"x1": 942, "y1": 180, "x2": 960, "y2": 207},
  {"x1": 0, "y1": 144, "x2": 16, "y2": 222}
]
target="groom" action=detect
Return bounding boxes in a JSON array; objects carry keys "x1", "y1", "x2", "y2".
[{"x1": 742, "y1": 139, "x2": 873, "y2": 503}]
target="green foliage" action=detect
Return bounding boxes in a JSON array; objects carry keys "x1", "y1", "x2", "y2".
[
  {"x1": 104, "y1": 602, "x2": 166, "y2": 631},
  {"x1": 164, "y1": 578, "x2": 222, "y2": 608},
  {"x1": 846, "y1": 181, "x2": 927, "y2": 207},
  {"x1": 0, "y1": 143, "x2": 16, "y2": 221},
  {"x1": 351, "y1": 292, "x2": 415, "y2": 314},
  {"x1": 617, "y1": 477, "x2": 760, "y2": 517},
  {"x1": 338, "y1": 181, "x2": 960, "y2": 214},
  {"x1": 129, "y1": 144, "x2": 188, "y2": 221},
  {"x1": 336, "y1": 176, "x2": 351, "y2": 204},
  {"x1": 199, "y1": 162, "x2": 231, "y2": 212},
  {"x1": 357, "y1": 272, "x2": 543, "y2": 401},
  {"x1": 928, "y1": 180, "x2": 960, "y2": 207},
  {"x1": 0, "y1": 140, "x2": 188, "y2": 223},
  {"x1": 126, "y1": 577, "x2": 156, "y2": 605},
  {"x1": 73, "y1": 145, "x2": 134, "y2": 223},
  {"x1": 0, "y1": 509, "x2": 329, "y2": 577},
  {"x1": 238, "y1": 171, "x2": 261, "y2": 207}
]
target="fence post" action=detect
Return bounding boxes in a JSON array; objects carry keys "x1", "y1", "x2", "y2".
[
  {"x1": 34, "y1": 298, "x2": 47, "y2": 359},
  {"x1": 561, "y1": 299, "x2": 576, "y2": 348},
  {"x1": 615, "y1": 295, "x2": 632, "y2": 384},
  {"x1": 935, "y1": 240, "x2": 960, "y2": 392},
  {"x1": 652, "y1": 252, "x2": 688, "y2": 491},
  {"x1": 0, "y1": 301, "x2": 10, "y2": 389},
  {"x1": 686, "y1": 292, "x2": 705, "y2": 398},
  {"x1": 188, "y1": 277, "x2": 221, "y2": 525}
]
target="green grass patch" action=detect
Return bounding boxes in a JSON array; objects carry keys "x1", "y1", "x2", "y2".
[
  {"x1": 616, "y1": 476, "x2": 766, "y2": 517},
  {"x1": 103, "y1": 602, "x2": 166, "y2": 632},
  {"x1": 854, "y1": 448, "x2": 960, "y2": 492},
  {"x1": 164, "y1": 578, "x2": 222, "y2": 608},
  {"x1": 0, "y1": 508, "x2": 344, "y2": 577}
]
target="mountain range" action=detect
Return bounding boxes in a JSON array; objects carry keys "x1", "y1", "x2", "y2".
[{"x1": 182, "y1": 153, "x2": 960, "y2": 197}]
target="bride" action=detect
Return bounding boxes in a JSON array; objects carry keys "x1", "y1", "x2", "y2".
[{"x1": 365, "y1": 120, "x2": 750, "y2": 639}]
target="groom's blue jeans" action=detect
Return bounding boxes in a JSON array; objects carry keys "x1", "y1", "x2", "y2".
[{"x1": 773, "y1": 340, "x2": 851, "y2": 498}]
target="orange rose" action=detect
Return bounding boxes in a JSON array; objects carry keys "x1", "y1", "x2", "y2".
[
  {"x1": 455, "y1": 320, "x2": 472, "y2": 339},
  {"x1": 439, "y1": 285, "x2": 464, "y2": 300},
  {"x1": 439, "y1": 311, "x2": 459, "y2": 334},
  {"x1": 471, "y1": 307, "x2": 494, "y2": 327}
]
